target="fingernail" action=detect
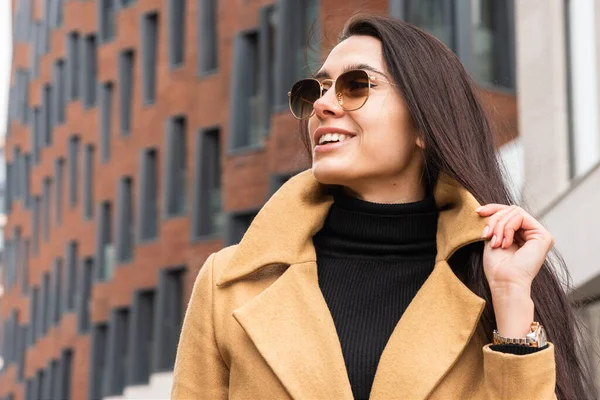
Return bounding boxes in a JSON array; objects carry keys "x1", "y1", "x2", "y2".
[
  {"x1": 475, "y1": 206, "x2": 483, "y2": 212},
  {"x1": 482, "y1": 225, "x2": 489, "y2": 237},
  {"x1": 491, "y1": 235, "x2": 497, "y2": 247}
]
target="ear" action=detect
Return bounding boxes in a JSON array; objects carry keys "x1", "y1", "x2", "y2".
[{"x1": 416, "y1": 136, "x2": 425, "y2": 149}]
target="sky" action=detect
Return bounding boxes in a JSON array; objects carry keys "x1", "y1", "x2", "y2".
[{"x1": 0, "y1": 1, "x2": 12, "y2": 137}]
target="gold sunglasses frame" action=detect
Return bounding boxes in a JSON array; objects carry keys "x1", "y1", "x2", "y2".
[{"x1": 287, "y1": 69, "x2": 398, "y2": 120}]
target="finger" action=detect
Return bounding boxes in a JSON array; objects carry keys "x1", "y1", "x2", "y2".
[
  {"x1": 476, "y1": 203, "x2": 510, "y2": 216},
  {"x1": 491, "y1": 207, "x2": 521, "y2": 248},
  {"x1": 500, "y1": 212, "x2": 524, "y2": 249},
  {"x1": 483, "y1": 205, "x2": 517, "y2": 239}
]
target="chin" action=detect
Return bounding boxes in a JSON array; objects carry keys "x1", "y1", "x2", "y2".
[{"x1": 311, "y1": 163, "x2": 352, "y2": 186}]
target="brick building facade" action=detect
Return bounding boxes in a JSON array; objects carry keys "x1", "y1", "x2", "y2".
[{"x1": 0, "y1": 1, "x2": 517, "y2": 399}]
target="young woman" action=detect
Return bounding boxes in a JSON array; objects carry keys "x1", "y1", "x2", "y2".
[{"x1": 171, "y1": 14, "x2": 596, "y2": 400}]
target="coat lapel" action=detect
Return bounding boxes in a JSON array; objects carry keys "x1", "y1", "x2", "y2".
[
  {"x1": 232, "y1": 261, "x2": 354, "y2": 400},
  {"x1": 369, "y1": 259, "x2": 486, "y2": 400},
  {"x1": 217, "y1": 170, "x2": 491, "y2": 399}
]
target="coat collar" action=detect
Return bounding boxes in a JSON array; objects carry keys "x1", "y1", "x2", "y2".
[
  {"x1": 216, "y1": 169, "x2": 488, "y2": 286},
  {"x1": 218, "y1": 169, "x2": 490, "y2": 399}
]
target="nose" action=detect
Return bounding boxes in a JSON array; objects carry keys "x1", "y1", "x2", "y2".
[{"x1": 313, "y1": 85, "x2": 345, "y2": 120}]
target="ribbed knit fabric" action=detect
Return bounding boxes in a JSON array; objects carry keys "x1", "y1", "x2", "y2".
[
  {"x1": 313, "y1": 187, "x2": 544, "y2": 400},
  {"x1": 314, "y1": 188, "x2": 438, "y2": 400}
]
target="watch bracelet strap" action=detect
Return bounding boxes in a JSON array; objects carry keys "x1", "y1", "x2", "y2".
[{"x1": 492, "y1": 322, "x2": 546, "y2": 347}]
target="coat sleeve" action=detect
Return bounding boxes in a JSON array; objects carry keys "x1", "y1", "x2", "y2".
[
  {"x1": 171, "y1": 253, "x2": 229, "y2": 399},
  {"x1": 483, "y1": 342, "x2": 557, "y2": 400}
]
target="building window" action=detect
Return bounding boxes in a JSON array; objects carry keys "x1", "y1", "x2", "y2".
[
  {"x1": 128, "y1": 289, "x2": 155, "y2": 385},
  {"x1": 565, "y1": 0, "x2": 600, "y2": 178},
  {"x1": 77, "y1": 257, "x2": 94, "y2": 333},
  {"x1": 42, "y1": 84, "x2": 53, "y2": 146},
  {"x1": 192, "y1": 127, "x2": 223, "y2": 238},
  {"x1": 32, "y1": 107, "x2": 41, "y2": 164},
  {"x1": 83, "y1": 144, "x2": 95, "y2": 219},
  {"x1": 138, "y1": 149, "x2": 158, "y2": 241},
  {"x1": 116, "y1": 177, "x2": 134, "y2": 263},
  {"x1": 100, "y1": 82, "x2": 114, "y2": 162},
  {"x1": 65, "y1": 241, "x2": 78, "y2": 311},
  {"x1": 105, "y1": 308, "x2": 130, "y2": 396},
  {"x1": 153, "y1": 267, "x2": 185, "y2": 372},
  {"x1": 31, "y1": 21, "x2": 42, "y2": 78},
  {"x1": 21, "y1": 239, "x2": 30, "y2": 294},
  {"x1": 36, "y1": 369, "x2": 46, "y2": 400},
  {"x1": 68, "y1": 136, "x2": 80, "y2": 207},
  {"x1": 51, "y1": 258, "x2": 63, "y2": 325},
  {"x1": 392, "y1": 0, "x2": 515, "y2": 89},
  {"x1": 53, "y1": 60, "x2": 66, "y2": 126},
  {"x1": 67, "y1": 32, "x2": 80, "y2": 101},
  {"x1": 89, "y1": 323, "x2": 108, "y2": 400},
  {"x1": 99, "y1": 0, "x2": 116, "y2": 43},
  {"x1": 29, "y1": 286, "x2": 39, "y2": 345},
  {"x1": 24, "y1": 154, "x2": 31, "y2": 208},
  {"x1": 15, "y1": 69, "x2": 30, "y2": 125},
  {"x1": 96, "y1": 201, "x2": 115, "y2": 281},
  {"x1": 48, "y1": 359, "x2": 59, "y2": 399},
  {"x1": 41, "y1": 272, "x2": 51, "y2": 335},
  {"x1": 26, "y1": 379, "x2": 34, "y2": 400},
  {"x1": 13, "y1": 148, "x2": 22, "y2": 202},
  {"x1": 82, "y1": 34, "x2": 98, "y2": 108},
  {"x1": 225, "y1": 211, "x2": 258, "y2": 246},
  {"x1": 5, "y1": 163, "x2": 12, "y2": 213},
  {"x1": 168, "y1": 0, "x2": 186, "y2": 67},
  {"x1": 402, "y1": 0, "x2": 455, "y2": 49},
  {"x1": 197, "y1": 0, "x2": 218, "y2": 75},
  {"x1": 142, "y1": 12, "x2": 158, "y2": 104},
  {"x1": 32, "y1": 196, "x2": 41, "y2": 255},
  {"x1": 43, "y1": 178, "x2": 52, "y2": 241},
  {"x1": 120, "y1": 0, "x2": 136, "y2": 7},
  {"x1": 119, "y1": 50, "x2": 135, "y2": 136},
  {"x1": 164, "y1": 116, "x2": 187, "y2": 217},
  {"x1": 275, "y1": 0, "x2": 320, "y2": 108},
  {"x1": 49, "y1": 0, "x2": 64, "y2": 29},
  {"x1": 55, "y1": 158, "x2": 64, "y2": 225},
  {"x1": 229, "y1": 30, "x2": 263, "y2": 149},
  {"x1": 17, "y1": 324, "x2": 27, "y2": 381},
  {"x1": 58, "y1": 349, "x2": 73, "y2": 399}
]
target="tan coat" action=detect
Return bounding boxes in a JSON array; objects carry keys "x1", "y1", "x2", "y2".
[{"x1": 171, "y1": 170, "x2": 557, "y2": 400}]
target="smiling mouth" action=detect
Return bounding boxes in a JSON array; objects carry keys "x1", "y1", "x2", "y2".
[{"x1": 317, "y1": 133, "x2": 354, "y2": 146}]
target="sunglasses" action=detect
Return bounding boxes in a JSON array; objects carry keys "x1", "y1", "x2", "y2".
[{"x1": 287, "y1": 69, "x2": 397, "y2": 120}]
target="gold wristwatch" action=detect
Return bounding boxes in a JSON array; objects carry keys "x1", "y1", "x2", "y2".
[{"x1": 493, "y1": 322, "x2": 547, "y2": 348}]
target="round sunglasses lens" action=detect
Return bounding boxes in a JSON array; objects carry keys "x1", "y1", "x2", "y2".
[
  {"x1": 336, "y1": 70, "x2": 370, "y2": 111},
  {"x1": 290, "y1": 79, "x2": 321, "y2": 119}
]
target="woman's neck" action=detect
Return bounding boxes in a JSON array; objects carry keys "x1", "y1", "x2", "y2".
[{"x1": 341, "y1": 175, "x2": 427, "y2": 204}]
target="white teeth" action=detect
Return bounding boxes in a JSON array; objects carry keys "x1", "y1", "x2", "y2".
[{"x1": 318, "y1": 133, "x2": 351, "y2": 145}]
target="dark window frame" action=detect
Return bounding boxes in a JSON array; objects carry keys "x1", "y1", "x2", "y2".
[
  {"x1": 191, "y1": 126, "x2": 223, "y2": 240},
  {"x1": 100, "y1": 81, "x2": 114, "y2": 162},
  {"x1": 116, "y1": 177, "x2": 134, "y2": 264},
  {"x1": 67, "y1": 31, "x2": 80, "y2": 102},
  {"x1": 152, "y1": 266, "x2": 186, "y2": 373},
  {"x1": 118, "y1": 49, "x2": 135, "y2": 136},
  {"x1": 141, "y1": 12, "x2": 159, "y2": 105},
  {"x1": 168, "y1": 0, "x2": 186, "y2": 68},
  {"x1": 197, "y1": 0, "x2": 218, "y2": 76},
  {"x1": 163, "y1": 116, "x2": 187, "y2": 218},
  {"x1": 138, "y1": 148, "x2": 159, "y2": 242}
]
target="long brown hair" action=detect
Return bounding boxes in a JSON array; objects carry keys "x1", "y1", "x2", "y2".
[{"x1": 297, "y1": 14, "x2": 597, "y2": 399}]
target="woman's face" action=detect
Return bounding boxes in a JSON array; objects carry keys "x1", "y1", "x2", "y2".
[{"x1": 308, "y1": 35, "x2": 424, "y2": 199}]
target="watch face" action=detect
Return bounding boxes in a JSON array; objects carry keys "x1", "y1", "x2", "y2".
[{"x1": 539, "y1": 327, "x2": 547, "y2": 347}]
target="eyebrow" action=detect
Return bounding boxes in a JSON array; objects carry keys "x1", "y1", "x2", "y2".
[{"x1": 313, "y1": 63, "x2": 387, "y2": 80}]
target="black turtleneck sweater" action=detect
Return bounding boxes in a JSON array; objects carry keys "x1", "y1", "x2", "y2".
[{"x1": 313, "y1": 188, "x2": 544, "y2": 400}]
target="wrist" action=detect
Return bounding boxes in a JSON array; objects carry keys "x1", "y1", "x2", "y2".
[{"x1": 491, "y1": 287, "x2": 535, "y2": 338}]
